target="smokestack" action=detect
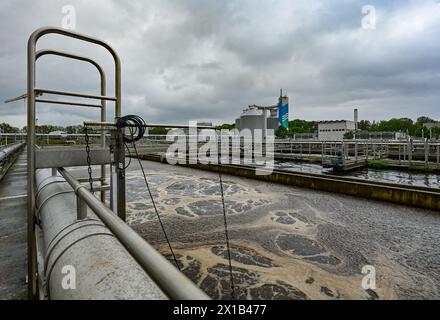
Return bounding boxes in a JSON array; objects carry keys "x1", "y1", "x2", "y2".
[{"x1": 354, "y1": 108, "x2": 358, "y2": 130}]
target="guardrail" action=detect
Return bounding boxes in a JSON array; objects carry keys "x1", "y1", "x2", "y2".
[
  {"x1": 56, "y1": 167, "x2": 210, "y2": 300},
  {"x1": 0, "y1": 143, "x2": 25, "y2": 183}
]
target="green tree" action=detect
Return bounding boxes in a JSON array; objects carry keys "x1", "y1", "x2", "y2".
[
  {"x1": 358, "y1": 120, "x2": 371, "y2": 131},
  {"x1": 148, "y1": 127, "x2": 170, "y2": 135},
  {"x1": 37, "y1": 125, "x2": 65, "y2": 134},
  {"x1": 370, "y1": 118, "x2": 414, "y2": 134},
  {"x1": 343, "y1": 131, "x2": 354, "y2": 139},
  {"x1": 275, "y1": 125, "x2": 288, "y2": 139},
  {"x1": 0, "y1": 123, "x2": 20, "y2": 133},
  {"x1": 413, "y1": 122, "x2": 430, "y2": 138},
  {"x1": 431, "y1": 127, "x2": 440, "y2": 139},
  {"x1": 216, "y1": 123, "x2": 235, "y2": 130},
  {"x1": 66, "y1": 125, "x2": 83, "y2": 134},
  {"x1": 417, "y1": 116, "x2": 434, "y2": 124},
  {"x1": 287, "y1": 119, "x2": 317, "y2": 136}
]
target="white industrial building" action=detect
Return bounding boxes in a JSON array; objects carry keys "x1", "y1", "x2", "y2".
[
  {"x1": 318, "y1": 120, "x2": 356, "y2": 141},
  {"x1": 234, "y1": 92, "x2": 289, "y2": 138},
  {"x1": 235, "y1": 106, "x2": 279, "y2": 136}
]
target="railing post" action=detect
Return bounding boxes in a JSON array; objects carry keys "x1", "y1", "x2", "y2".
[
  {"x1": 77, "y1": 196, "x2": 88, "y2": 220},
  {"x1": 425, "y1": 138, "x2": 429, "y2": 168},
  {"x1": 398, "y1": 144, "x2": 401, "y2": 165},
  {"x1": 403, "y1": 144, "x2": 406, "y2": 163},
  {"x1": 112, "y1": 128, "x2": 126, "y2": 221},
  {"x1": 437, "y1": 145, "x2": 440, "y2": 169},
  {"x1": 355, "y1": 141, "x2": 358, "y2": 161}
]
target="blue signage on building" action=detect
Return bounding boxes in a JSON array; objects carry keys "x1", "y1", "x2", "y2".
[{"x1": 278, "y1": 96, "x2": 289, "y2": 129}]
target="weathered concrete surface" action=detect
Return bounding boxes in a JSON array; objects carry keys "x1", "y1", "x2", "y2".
[
  {"x1": 117, "y1": 159, "x2": 440, "y2": 300},
  {"x1": 0, "y1": 151, "x2": 27, "y2": 300}
]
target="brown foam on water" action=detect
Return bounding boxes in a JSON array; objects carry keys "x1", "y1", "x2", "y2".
[{"x1": 124, "y1": 167, "x2": 422, "y2": 300}]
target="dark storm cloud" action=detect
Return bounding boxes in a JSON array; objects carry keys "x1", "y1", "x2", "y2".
[{"x1": 1, "y1": 0, "x2": 439, "y2": 128}]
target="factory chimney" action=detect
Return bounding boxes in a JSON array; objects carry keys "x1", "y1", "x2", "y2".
[{"x1": 354, "y1": 108, "x2": 359, "y2": 131}]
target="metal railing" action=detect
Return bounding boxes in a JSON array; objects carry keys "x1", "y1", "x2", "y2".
[
  {"x1": 56, "y1": 167, "x2": 210, "y2": 300},
  {"x1": 14, "y1": 26, "x2": 211, "y2": 300},
  {"x1": 124, "y1": 135, "x2": 440, "y2": 169},
  {"x1": 25, "y1": 26, "x2": 122, "y2": 299}
]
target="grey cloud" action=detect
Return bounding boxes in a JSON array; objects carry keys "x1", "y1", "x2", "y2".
[{"x1": 1, "y1": 0, "x2": 440, "y2": 128}]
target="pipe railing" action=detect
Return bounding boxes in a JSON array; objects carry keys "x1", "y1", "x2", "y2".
[
  {"x1": 0, "y1": 143, "x2": 25, "y2": 164},
  {"x1": 26, "y1": 27, "x2": 123, "y2": 298},
  {"x1": 56, "y1": 167, "x2": 210, "y2": 300}
]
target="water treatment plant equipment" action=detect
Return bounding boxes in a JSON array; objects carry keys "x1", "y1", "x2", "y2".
[
  {"x1": 1, "y1": 26, "x2": 440, "y2": 303},
  {"x1": 4, "y1": 26, "x2": 211, "y2": 300},
  {"x1": 235, "y1": 91, "x2": 289, "y2": 137}
]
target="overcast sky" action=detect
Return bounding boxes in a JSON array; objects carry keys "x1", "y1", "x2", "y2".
[{"x1": 0, "y1": 0, "x2": 439, "y2": 128}]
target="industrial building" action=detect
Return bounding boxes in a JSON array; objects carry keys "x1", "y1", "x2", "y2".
[
  {"x1": 318, "y1": 120, "x2": 356, "y2": 141},
  {"x1": 235, "y1": 92, "x2": 289, "y2": 137}
]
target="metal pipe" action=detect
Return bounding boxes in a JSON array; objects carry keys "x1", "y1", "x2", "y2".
[
  {"x1": 57, "y1": 167, "x2": 210, "y2": 300},
  {"x1": 0, "y1": 143, "x2": 24, "y2": 164},
  {"x1": 4, "y1": 93, "x2": 28, "y2": 103},
  {"x1": 84, "y1": 121, "x2": 215, "y2": 130},
  {"x1": 35, "y1": 99, "x2": 102, "y2": 108},
  {"x1": 35, "y1": 88, "x2": 116, "y2": 101},
  {"x1": 35, "y1": 169, "x2": 167, "y2": 300}
]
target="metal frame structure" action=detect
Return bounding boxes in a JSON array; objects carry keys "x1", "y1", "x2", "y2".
[
  {"x1": 35, "y1": 49, "x2": 107, "y2": 203},
  {"x1": 55, "y1": 167, "x2": 209, "y2": 299},
  {"x1": 26, "y1": 27, "x2": 124, "y2": 299},
  {"x1": 19, "y1": 26, "x2": 210, "y2": 301}
]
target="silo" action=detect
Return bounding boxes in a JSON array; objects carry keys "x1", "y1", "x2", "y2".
[
  {"x1": 239, "y1": 108, "x2": 263, "y2": 132},
  {"x1": 235, "y1": 118, "x2": 241, "y2": 131}
]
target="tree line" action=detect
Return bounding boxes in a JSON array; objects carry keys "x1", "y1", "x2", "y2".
[
  {"x1": 2, "y1": 116, "x2": 439, "y2": 138},
  {"x1": 275, "y1": 117, "x2": 440, "y2": 139}
]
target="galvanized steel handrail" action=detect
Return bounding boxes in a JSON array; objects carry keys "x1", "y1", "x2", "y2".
[
  {"x1": 35, "y1": 99, "x2": 103, "y2": 108},
  {"x1": 35, "y1": 88, "x2": 117, "y2": 101},
  {"x1": 35, "y1": 49, "x2": 107, "y2": 203},
  {"x1": 27, "y1": 26, "x2": 121, "y2": 299},
  {"x1": 57, "y1": 167, "x2": 210, "y2": 300}
]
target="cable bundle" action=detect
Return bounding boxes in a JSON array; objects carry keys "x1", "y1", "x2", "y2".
[{"x1": 115, "y1": 114, "x2": 146, "y2": 143}]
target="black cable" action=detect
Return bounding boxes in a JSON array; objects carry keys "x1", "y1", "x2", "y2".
[
  {"x1": 216, "y1": 130, "x2": 235, "y2": 300},
  {"x1": 116, "y1": 115, "x2": 146, "y2": 143},
  {"x1": 122, "y1": 142, "x2": 132, "y2": 170},
  {"x1": 132, "y1": 141, "x2": 181, "y2": 270},
  {"x1": 117, "y1": 115, "x2": 181, "y2": 270}
]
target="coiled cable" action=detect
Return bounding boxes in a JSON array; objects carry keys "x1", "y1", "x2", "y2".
[{"x1": 116, "y1": 115, "x2": 146, "y2": 143}]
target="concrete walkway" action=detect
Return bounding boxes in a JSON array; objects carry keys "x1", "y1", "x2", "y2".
[{"x1": 0, "y1": 151, "x2": 27, "y2": 300}]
